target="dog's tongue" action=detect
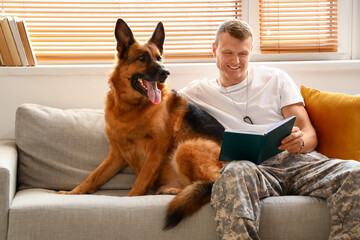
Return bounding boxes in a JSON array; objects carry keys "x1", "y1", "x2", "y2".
[{"x1": 145, "y1": 80, "x2": 161, "y2": 104}]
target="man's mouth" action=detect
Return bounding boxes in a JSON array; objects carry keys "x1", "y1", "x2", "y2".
[{"x1": 227, "y1": 65, "x2": 241, "y2": 70}]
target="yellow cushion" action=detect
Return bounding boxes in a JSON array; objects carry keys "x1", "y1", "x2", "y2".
[{"x1": 300, "y1": 86, "x2": 360, "y2": 161}]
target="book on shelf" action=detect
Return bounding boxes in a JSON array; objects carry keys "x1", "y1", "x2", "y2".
[
  {"x1": 0, "y1": 16, "x2": 22, "y2": 66},
  {"x1": 0, "y1": 25, "x2": 14, "y2": 66},
  {"x1": 218, "y1": 116, "x2": 296, "y2": 165},
  {"x1": 8, "y1": 16, "x2": 28, "y2": 66},
  {"x1": 16, "y1": 19, "x2": 37, "y2": 66},
  {"x1": 0, "y1": 16, "x2": 36, "y2": 66},
  {"x1": 0, "y1": 52, "x2": 4, "y2": 66}
]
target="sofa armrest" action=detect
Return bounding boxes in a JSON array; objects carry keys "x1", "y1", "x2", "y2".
[{"x1": 0, "y1": 140, "x2": 18, "y2": 240}]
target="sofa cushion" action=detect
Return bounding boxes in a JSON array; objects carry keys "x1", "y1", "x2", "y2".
[
  {"x1": 301, "y1": 86, "x2": 360, "y2": 161},
  {"x1": 8, "y1": 189, "x2": 330, "y2": 240},
  {"x1": 8, "y1": 188, "x2": 218, "y2": 240},
  {"x1": 15, "y1": 103, "x2": 136, "y2": 191},
  {"x1": 259, "y1": 196, "x2": 330, "y2": 240}
]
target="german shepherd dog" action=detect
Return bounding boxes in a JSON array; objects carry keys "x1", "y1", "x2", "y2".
[{"x1": 58, "y1": 18, "x2": 225, "y2": 229}]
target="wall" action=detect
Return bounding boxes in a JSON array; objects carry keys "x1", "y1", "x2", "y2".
[{"x1": 0, "y1": 60, "x2": 359, "y2": 140}]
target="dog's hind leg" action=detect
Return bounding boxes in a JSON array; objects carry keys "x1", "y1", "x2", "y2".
[
  {"x1": 172, "y1": 139, "x2": 223, "y2": 184},
  {"x1": 163, "y1": 139, "x2": 223, "y2": 229},
  {"x1": 58, "y1": 150, "x2": 127, "y2": 194}
]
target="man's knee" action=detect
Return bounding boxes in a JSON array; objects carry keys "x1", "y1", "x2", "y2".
[
  {"x1": 222, "y1": 160, "x2": 258, "y2": 175},
  {"x1": 335, "y1": 160, "x2": 360, "y2": 181}
]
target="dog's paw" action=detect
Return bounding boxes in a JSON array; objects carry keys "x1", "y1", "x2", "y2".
[
  {"x1": 156, "y1": 187, "x2": 181, "y2": 195},
  {"x1": 57, "y1": 190, "x2": 71, "y2": 194},
  {"x1": 127, "y1": 190, "x2": 145, "y2": 197}
]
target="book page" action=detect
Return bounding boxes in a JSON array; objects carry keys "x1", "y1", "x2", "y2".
[
  {"x1": 226, "y1": 124, "x2": 269, "y2": 135},
  {"x1": 265, "y1": 116, "x2": 295, "y2": 134}
]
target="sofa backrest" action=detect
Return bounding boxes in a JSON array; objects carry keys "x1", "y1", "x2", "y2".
[{"x1": 15, "y1": 103, "x2": 136, "y2": 191}]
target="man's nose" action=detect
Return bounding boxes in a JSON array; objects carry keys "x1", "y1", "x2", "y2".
[{"x1": 231, "y1": 55, "x2": 240, "y2": 64}]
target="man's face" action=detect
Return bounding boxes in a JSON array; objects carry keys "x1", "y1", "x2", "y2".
[{"x1": 212, "y1": 32, "x2": 253, "y2": 87}]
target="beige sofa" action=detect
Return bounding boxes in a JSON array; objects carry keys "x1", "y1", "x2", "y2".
[{"x1": 0, "y1": 103, "x2": 333, "y2": 240}]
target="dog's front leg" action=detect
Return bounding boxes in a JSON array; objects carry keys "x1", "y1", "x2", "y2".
[
  {"x1": 127, "y1": 150, "x2": 165, "y2": 196},
  {"x1": 58, "y1": 150, "x2": 127, "y2": 194}
]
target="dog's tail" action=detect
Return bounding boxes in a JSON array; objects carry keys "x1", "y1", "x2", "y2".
[{"x1": 163, "y1": 180, "x2": 213, "y2": 230}]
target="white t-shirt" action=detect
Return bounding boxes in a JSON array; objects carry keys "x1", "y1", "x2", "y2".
[{"x1": 179, "y1": 65, "x2": 304, "y2": 132}]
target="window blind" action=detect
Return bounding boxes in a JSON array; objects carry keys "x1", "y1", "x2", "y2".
[
  {"x1": 1, "y1": 0, "x2": 242, "y2": 62},
  {"x1": 259, "y1": 0, "x2": 338, "y2": 53}
]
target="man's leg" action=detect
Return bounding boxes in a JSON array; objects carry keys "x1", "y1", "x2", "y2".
[
  {"x1": 210, "y1": 160, "x2": 282, "y2": 240},
  {"x1": 286, "y1": 158, "x2": 360, "y2": 240}
]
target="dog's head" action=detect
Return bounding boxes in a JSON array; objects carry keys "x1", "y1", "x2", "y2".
[{"x1": 112, "y1": 18, "x2": 170, "y2": 105}]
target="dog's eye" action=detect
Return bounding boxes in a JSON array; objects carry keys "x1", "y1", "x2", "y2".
[
  {"x1": 138, "y1": 52, "x2": 149, "y2": 62},
  {"x1": 138, "y1": 55, "x2": 146, "y2": 62},
  {"x1": 156, "y1": 55, "x2": 162, "y2": 61}
]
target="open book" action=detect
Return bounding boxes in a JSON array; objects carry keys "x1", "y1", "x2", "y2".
[{"x1": 218, "y1": 116, "x2": 296, "y2": 164}]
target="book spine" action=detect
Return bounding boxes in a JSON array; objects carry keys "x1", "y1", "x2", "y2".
[{"x1": 256, "y1": 136, "x2": 266, "y2": 164}]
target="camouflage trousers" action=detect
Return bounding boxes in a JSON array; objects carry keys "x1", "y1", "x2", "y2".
[{"x1": 210, "y1": 151, "x2": 360, "y2": 240}]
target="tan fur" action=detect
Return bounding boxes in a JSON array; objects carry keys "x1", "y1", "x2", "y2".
[{"x1": 58, "y1": 19, "x2": 224, "y2": 227}]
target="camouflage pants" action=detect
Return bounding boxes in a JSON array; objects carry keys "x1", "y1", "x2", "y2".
[{"x1": 210, "y1": 151, "x2": 360, "y2": 240}]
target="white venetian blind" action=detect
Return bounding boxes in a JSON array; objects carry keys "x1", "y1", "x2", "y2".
[
  {"x1": 259, "y1": 0, "x2": 338, "y2": 53},
  {"x1": 1, "y1": 0, "x2": 242, "y2": 62}
]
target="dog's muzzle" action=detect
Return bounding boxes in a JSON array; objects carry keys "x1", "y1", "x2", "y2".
[{"x1": 158, "y1": 68, "x2": 170, "y2": 83}]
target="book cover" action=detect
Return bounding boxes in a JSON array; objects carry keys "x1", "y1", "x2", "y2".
[
  {"x1": 0, "y1": 24, "x2": 14, "y2": 66},
  {"x1": 219, "y1": 116, "x2": 296, "y2": 164},
  {"x1": 0, "y1": 52, "x2": 3, "y2": 66},
  {"x1": 8, "y1": 16, "x2": 28, "y2": 66},
  {"x1": 0, "y1": 17, "x2": 22, "y2": 66},
  {"x1": 16, "y1": 19, "x2": 37, "y2": 66}
]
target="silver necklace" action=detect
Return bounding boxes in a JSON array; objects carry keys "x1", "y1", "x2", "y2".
[{"x1": 218, "y1": 73, "x2": 253, "y2": 124}]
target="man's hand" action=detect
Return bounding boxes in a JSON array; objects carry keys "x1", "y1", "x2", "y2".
[{"x1": 278, "y1": 126, "x2": 304, "y2": 154}]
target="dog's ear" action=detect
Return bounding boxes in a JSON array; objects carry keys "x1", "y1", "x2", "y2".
[
  {"x1": 149, "y1": 22, "x2": 165, "y2": 55},
  {"x1": 114, "y1": 18, "x2": 135, "y2": 58}
]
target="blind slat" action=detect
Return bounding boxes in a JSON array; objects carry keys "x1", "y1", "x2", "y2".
[
  {"x1": 30, "y1": 37, "x2": 216, "y2": 43},
  {"x1": 6, "y1": 9, "x2": 241, "y2": 15},
  {"x1": 3, "y1": 1, "x2": 241, "y2": 4},
  {"x1": 260, "y1": 0, "x2": 336, "y2": 3},
  {"x1": 260, "y1": 40, "x2": 338, "y2": 45}
]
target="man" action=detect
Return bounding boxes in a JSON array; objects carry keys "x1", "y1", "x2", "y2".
[{"x1": 179, "y1": 19, "x2": 360, "y2": 240}]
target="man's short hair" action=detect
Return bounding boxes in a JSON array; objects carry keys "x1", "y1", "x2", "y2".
[{"x1": 215, "y1": 19, "x2": 253, "y2": 47}]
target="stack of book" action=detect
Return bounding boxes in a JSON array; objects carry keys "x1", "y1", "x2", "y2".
[{"x1": 0, "y1": 16, "x2": 37, "y2": 66}]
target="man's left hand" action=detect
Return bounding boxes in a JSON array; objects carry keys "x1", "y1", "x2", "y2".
[{"x1": 278, "y1": 126, "x2": 304, "y2": 154}]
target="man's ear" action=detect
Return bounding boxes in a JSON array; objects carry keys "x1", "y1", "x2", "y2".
[
  {"x1": 212, "y1": 42, "x2": 217, "y2": 58},
  {"x1": 114, "y1": 18, "x2": 135, "y2": 58},
  {"x1": 149, "y1": 22, "x2": 165, "y2": 54}
]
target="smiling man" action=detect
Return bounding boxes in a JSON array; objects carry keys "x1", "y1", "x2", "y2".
[
  {"x1": 180, "y1": 19, "x2": 316, "y2": 150},
  {"x1": 179, "y1": 19, "x2": 360, "y2": 240},
  {"x1": 212, "y1": 24, "x2": 253, "y2": 88}
]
